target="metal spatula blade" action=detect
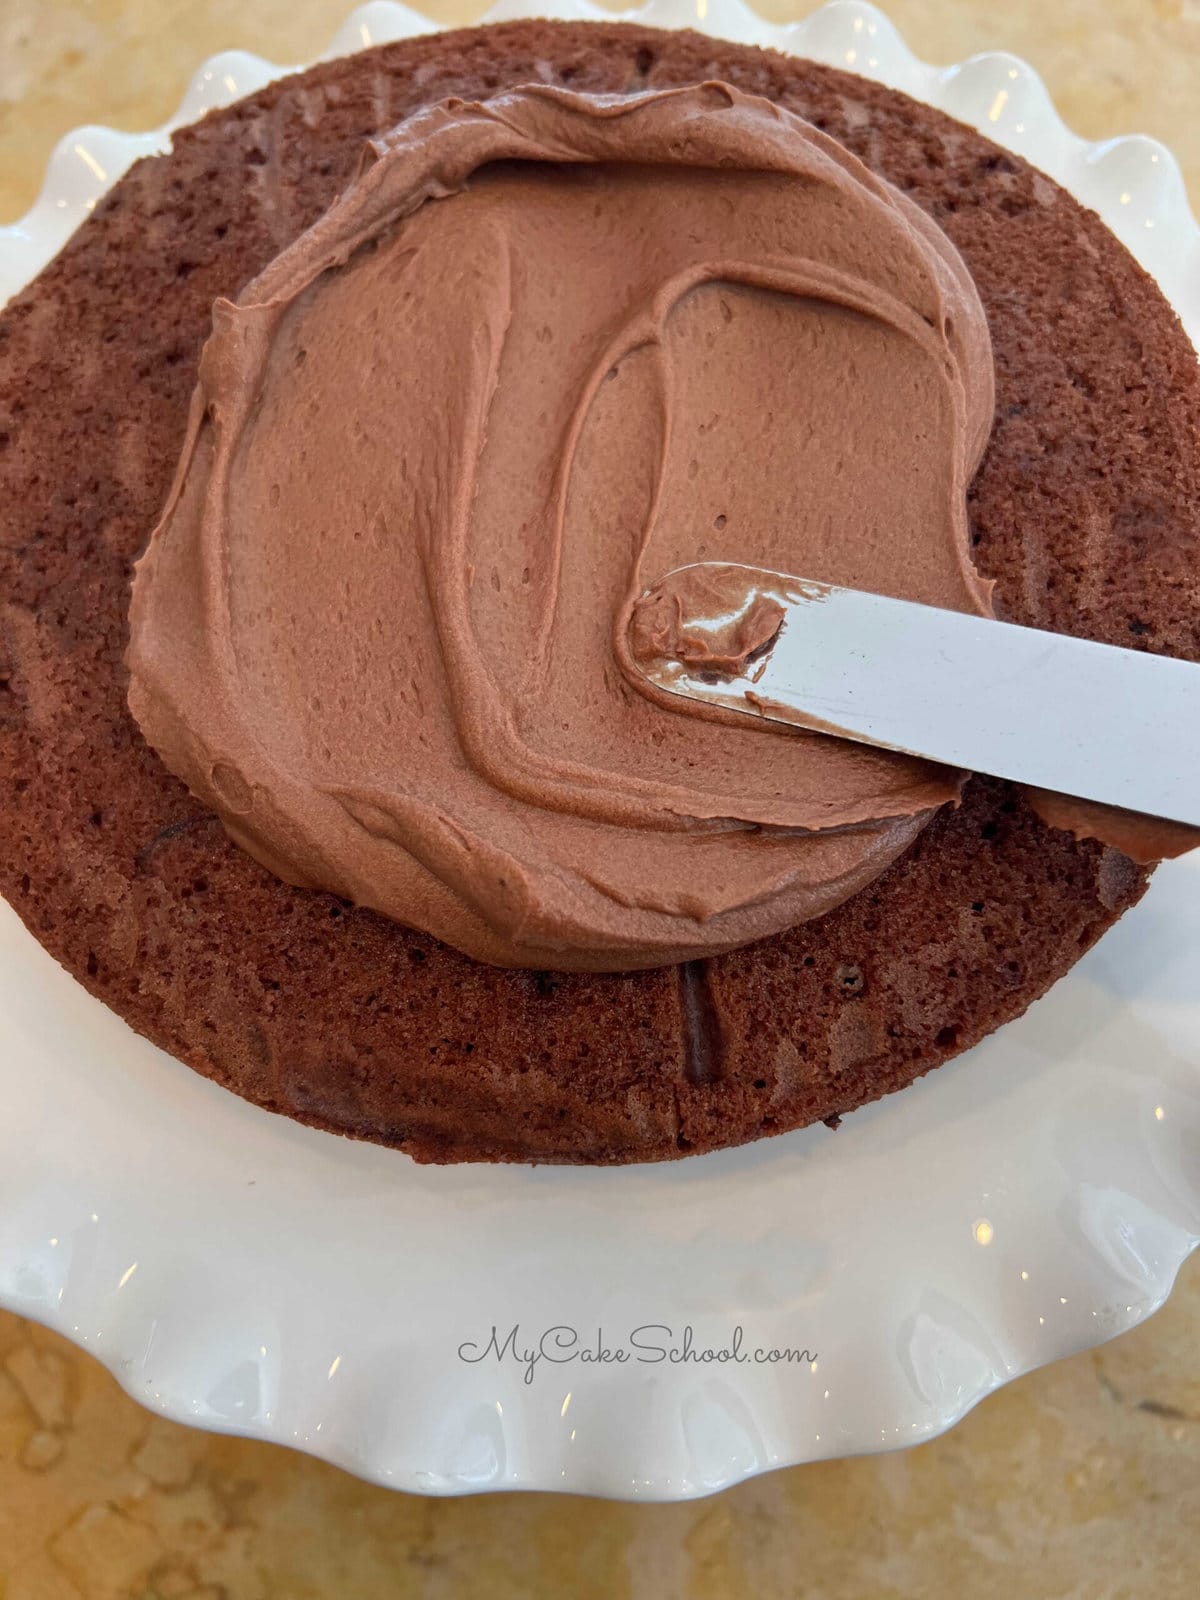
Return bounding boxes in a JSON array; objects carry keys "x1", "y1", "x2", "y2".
[{"x1": 629, "y1": 562, "x2": 1200, "y2": 829}]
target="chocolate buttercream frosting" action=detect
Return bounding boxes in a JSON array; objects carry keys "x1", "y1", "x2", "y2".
[
  {"x1": 628, "y1": 563, "x2": 789, "y2": 679},
  {"x1": 128, "y1": 81, "x2": 1000, "y2": 971}
]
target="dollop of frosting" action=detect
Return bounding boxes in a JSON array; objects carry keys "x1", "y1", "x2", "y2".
[
  {"x1": 128, "y1": 82, "x2": 998, "y2": 971},
  {"x1": 629, "y1": 567, "x2": 787, "y2": 679}
]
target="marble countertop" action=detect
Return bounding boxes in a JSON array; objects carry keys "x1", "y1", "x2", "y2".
[{"x1": 1, "y1": 3, "x2": 1197, "y2": 1595}]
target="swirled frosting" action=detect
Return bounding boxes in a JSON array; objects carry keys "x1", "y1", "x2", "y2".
[{"x1": 127, "y1": 82, "x2": 998, "y2": 971}]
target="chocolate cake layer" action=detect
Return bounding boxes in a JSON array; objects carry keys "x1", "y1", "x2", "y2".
[{"x1": 1, "y1": 21, "x2": 1197, "y2": 1163}]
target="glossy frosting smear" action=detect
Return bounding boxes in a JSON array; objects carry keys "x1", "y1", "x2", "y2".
[
  {"x1": 128, "y1": 83, "x2": 998, "y2": 971},
  {"x1": 629, "y1": 565, "x2": 789, "y2": 679}
]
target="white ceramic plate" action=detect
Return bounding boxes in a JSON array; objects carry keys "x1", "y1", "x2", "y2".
[{"x1": 1, "y1": 0, "x2": 1198, "y2": 1501}]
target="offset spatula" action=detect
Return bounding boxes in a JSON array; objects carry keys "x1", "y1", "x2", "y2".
[{"x1": 629, "y1": 562, "x2": 1200, "y2": 829}]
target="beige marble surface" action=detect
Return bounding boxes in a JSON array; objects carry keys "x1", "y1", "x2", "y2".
[{"x1": 1, "y1": 3, "x2": 1198, "y2": 1595}]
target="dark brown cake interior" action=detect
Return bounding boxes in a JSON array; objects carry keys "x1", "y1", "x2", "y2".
[{"x1": 1, "y1": 21, "x2": 1196, "y2": 1163}]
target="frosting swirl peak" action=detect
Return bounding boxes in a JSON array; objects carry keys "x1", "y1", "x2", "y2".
[{"x1": 128, "y1": 83, "x2": 995, "y2": 970}]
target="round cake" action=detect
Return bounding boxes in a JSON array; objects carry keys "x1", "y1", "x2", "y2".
[{"x1": 0, "y1": 20, "x2": 1197, "y2": 1163}]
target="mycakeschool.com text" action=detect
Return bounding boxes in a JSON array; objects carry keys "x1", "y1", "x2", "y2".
[{"x1": 456, "y1": 1325, "x2": 817, "y2": 1385}]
